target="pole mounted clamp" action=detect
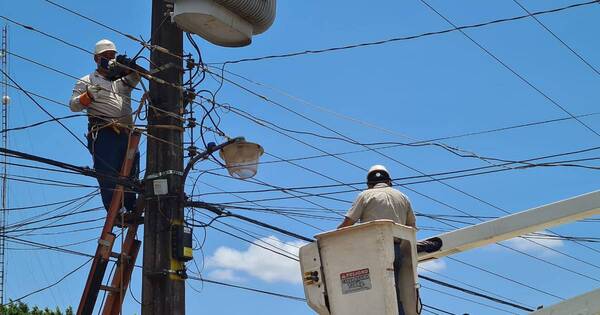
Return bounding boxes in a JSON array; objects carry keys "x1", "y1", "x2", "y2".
[{"x1": 145, "y1": 170, "x2": 183, "y2": 180}]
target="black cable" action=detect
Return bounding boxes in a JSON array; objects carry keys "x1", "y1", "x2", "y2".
[
  {"x1": 189, "y1": 109, "x2": 600, "y2": 174},
  {"x1": 512, "y1": 0, "x2": 600, "y2": 77},
  {"x1": 448, "y1": 257, "x2": 565, "y2": 300},
  {"x1": 193, "y1": 151, "x2": 600, "y2": 197},
  {"x1": 0, "y1": 68, "x2": 87, "y2": 147},
  {"x1": 0, "y1": 195, "x2": 95, "y2": 212},
  {"x1": 419, "y1": 0, "x2": 600, "y2": 137},
  {"x1": 1, "y1": 114, "x2": 85, "y2": 133},
  {"x1": 0, "y1": 159, "x2": 82, "y2": 176},
  {"x1": 187, "y1": 201, "x2": 314, "y2": 242},
  {"x1": 422, "y1": 285, "x2": 515, "y2": 314},
  {"x1": 0, "y1": 257, "x2": 92, "y2": 307},
  {"x1": 216, "y1": 0, "x2": 600, "y2": 64},
  {"x1": 199, "y1": 212, "x2": 302, "y2": 259},
  {"x1": 41, "y1": 0, "x2": 184, "y2": 60},
  {"x1": 0, "y1": 146, "x2": 140, "y2": 191},
  {"x1": 422, "y1": 304, "x2": 457, "y2": 315},
  {"x1": 202, "y1": 223, "x2": 300, "y2": 262},
  {"x1": 188, "y1": 276, "x2": 306, "y2": 302},
  {"x1": 420, "y1": 275, "x2": 534, "y2": 312}
]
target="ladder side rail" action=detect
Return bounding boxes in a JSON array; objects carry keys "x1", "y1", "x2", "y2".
[{"x1": 77, "y1": 132, "x2": 141, "y2": 315}]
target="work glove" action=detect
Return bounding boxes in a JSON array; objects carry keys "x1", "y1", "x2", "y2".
[
  {"x1": 79, "y1": 84, "x2": 102, "y2": 107},
  {"x1": 86, "y1": 84, "x2": 102, "y2": 99}
]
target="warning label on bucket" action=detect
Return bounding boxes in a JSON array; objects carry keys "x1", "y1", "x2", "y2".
[{"x1": 340, "y1": 268, "x2": 372, "y2": 294}]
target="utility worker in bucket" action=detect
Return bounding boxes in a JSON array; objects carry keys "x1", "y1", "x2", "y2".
[
  {"x1": 338, "y1": 165, "x2": 417, "y2": 315},
  {"x1": 69, "y1": 39, "x2": 141, "y2": 225},
  {"x1": 338, "y1": 164, "x2": 416, "y2": 229}
]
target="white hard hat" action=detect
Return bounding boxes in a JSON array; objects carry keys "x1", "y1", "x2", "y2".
[
  {"x1": 367, "y1": 164, "x2": 390, "y2": 183},
  {"x1": 94, "y1": 39, "x2": 117, "y2": 55},
  {"x1": 368, "y1": 164, "x2": 389, "y2": 175}
]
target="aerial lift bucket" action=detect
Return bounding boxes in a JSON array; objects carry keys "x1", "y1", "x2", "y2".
[{"x1": 299, "y1": 220, "x2": 420, "y2": 315}]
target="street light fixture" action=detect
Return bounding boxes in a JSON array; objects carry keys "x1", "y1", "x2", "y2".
[
  {"x1": 182, "y1": 136, "x2": 263, "y2": 183},
  {"x1": 219, "y1": 138, "x2": 264, "y2": 179}
]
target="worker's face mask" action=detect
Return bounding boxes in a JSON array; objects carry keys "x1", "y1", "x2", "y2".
[
  {"x1": 98, "y1": 57, "x2": 112, "y2": 71},
  {"x1": 98, "y1": 54, "x2": 135, "y2": 81}
]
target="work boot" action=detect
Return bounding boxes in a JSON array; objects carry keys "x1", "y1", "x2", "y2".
[
  {"x1": 123, "y1": 212, "x2": 144, "y2": 226},
  {"x1": 112, "y1": 207, "x2": 128, "y2": 229}
]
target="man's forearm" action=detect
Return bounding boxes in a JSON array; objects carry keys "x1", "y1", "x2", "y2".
[{"x1": 337, "y1": 217, "x2": 355, "y2": 229}]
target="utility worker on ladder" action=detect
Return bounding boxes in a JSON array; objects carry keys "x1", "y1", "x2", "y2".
[
  {"x1": 69, "y1": 39, "x2": 141, "y2": 226},
  {"x1": 338, "y1": 164, "x2": 417, "y2": 315}
]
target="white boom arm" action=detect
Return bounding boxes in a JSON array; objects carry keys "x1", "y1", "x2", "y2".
[
  {"x1": 530, "y1": 287, "x2": 600, "y2": 315},
  {"x1": 418, "y1": 190, "x2": 600, "y2": 262}
]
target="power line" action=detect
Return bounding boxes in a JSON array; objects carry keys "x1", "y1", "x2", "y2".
[
  {"x1": 448, "y1": 257, "x2": 565, "y2": 300},
  {"x1": 422, "y1": 285, "x2": 516, "y2": 314},
  {"x1": 0, "y1": 68, "x2": 87, "y2": 147},
  {"x1": 187, "y1": 201, "x2": 313, "y2": 242},
  {"x1": 0, "y1": 256, "x2": 92, "y2": 307},
  {"x1": 215, "y1": 0, "x2": 600, "y2": 64},
  {"x1": 188, "y1": 276, "x2": 306, "y2": 302},
  {"x1": 418, "y1": 265, "x2": 535, "y2": 310},
  {"x1": 207, "y1": 72, "x2": 600, "y2": 279},
  {"x1": 419, "y1": 0, "x2": 600, "y2": 137},
  {"x1": 421, "y1": 275, "x2": 534, "y2": 312},
  {"x1": 198, "y1": 76, "x2": 600, "y2": 280},
  {"x1": 210, "y1": 63, "x2": 600, "y2": 144},
  {"x1": 205, "y1": 64, "x2": 600, "y2": 274},
  {"x1": 0, "y1": 16, "x2": 190, "y2": 93},
  {"x1": 193, "y1": 149, "x2": 600, "y2": 197},
  {"x1": 41, "y1": 0, "x2": 184, "y2": 60},
  {"x1": 512, "y1": 0, "x2": 600, "y2": 77},
  {"x1": 0, "y1": 146, "x2": 139, "y2": 191},
  {"x1": 422, "y1": 304, "x2": 457, "y2": 315}
]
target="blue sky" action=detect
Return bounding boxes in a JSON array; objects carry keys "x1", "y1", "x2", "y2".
[{"x1": 1, "y1": 0, "x2": 599, "y2": 314}]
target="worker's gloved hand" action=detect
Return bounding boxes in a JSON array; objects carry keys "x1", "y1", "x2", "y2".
[
  {"x1": 86, "y1": 84, "x2": 102, "y2": 99},
  {"x1": 416, "y1": 237, "x2": 443, "y2": 253},
  {"x1": 79, "y1": 85, "x2": 102, "y2": 107}
]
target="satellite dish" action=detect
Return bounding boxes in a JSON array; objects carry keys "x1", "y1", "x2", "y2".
[{"x1": 1, "y1": 95, "x2": 9, "y2": 106}]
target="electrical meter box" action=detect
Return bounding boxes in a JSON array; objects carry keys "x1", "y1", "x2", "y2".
[{"x1": 299, "y1": 220, "x2": 419, "y2": 315}]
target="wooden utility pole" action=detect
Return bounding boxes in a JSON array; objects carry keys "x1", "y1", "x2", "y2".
[{"x1": 142, "y1": 1, "x2": 185, "y2": 314}]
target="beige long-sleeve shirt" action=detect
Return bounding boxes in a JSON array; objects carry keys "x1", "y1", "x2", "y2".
[
  {"x1": 345, "y1": 183, "x2": 416, "y2": 227},
  {"x1": 69, "y1": 70, "x2": 140, "y2": 125}
]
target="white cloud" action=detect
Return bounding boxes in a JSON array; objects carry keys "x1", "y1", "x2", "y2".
[
  {"x1": 418, "y1": 259, "x2": 447, "y2": 274},
  {"x1": 503, "y1": 231, "x2": 564, "y2": 256},
  {"x1": 207, "y1": 236, "x2": 307, "y2": 284},
  {"x1": 207, "y1": 269, "x2": 246, "y2": 282}
]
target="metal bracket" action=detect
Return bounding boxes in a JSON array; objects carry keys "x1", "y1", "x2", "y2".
[
  {"x1": 146, "y1": 170, "x2": 183, "y2": 180},
  {"x1": 149, "y1": 62, "x2": 179, "y2": 74}
]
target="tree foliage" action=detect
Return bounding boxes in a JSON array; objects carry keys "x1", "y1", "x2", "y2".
[{"x1": 1, "y1": 301, "x2": 73, "y2": 315}]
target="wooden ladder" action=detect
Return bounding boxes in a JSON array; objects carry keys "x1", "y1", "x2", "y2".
[{"x1": 77, "y1": 131, "x2": 144, "y2": 315}]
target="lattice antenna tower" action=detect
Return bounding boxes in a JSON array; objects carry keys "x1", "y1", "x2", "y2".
[{"x1": 0, "y1": 23, "x2": 9, "y2": 308}]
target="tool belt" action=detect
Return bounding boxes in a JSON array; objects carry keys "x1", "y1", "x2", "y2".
[{"x1": 88, "y1": 117, "x2": 130, "y2": 136}]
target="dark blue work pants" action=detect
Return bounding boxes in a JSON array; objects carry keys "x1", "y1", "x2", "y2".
[
  {"x1": 394, "y1": 241, "x2": 407, "y2": 315},
  {"x1": 87, "y1": 128, "x2": 140, "y2": 212}
]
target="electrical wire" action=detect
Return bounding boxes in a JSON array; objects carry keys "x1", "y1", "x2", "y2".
[
  {"x1": 188, "y1": 275, "x2": 305, "y2": 301},
  {"x1": 214, "y1": 0, "x2": 600, "y2": 64},
  {"x1": 41, "y1": 0, "x2": 184, "y2": 60},
  {"x1": 418, "y1": 0, "x2": 600, "y2": 137},
  {"x1": 512, "y1": 0, "x2": 600, "y2": 77},
  {"x1": 0, "y1": 257, "x2": 92, "y2": 307},
  {"x1": 422, "y1": 285, "x2": 517, "y2": 314},
  {"x1": 196, "y1": 84, "x2": 600, "y2": 279},
  {"x1": 420, "y1": 275, "x2": 534, "y2": 312}
]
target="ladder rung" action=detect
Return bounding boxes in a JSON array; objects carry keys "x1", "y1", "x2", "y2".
[
  {"x1": 110, "y1": 252, "x2": 133, "y2": 261},
  {"x1": 100, "y1": 285, "x2": 121, "y2": 293}
]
